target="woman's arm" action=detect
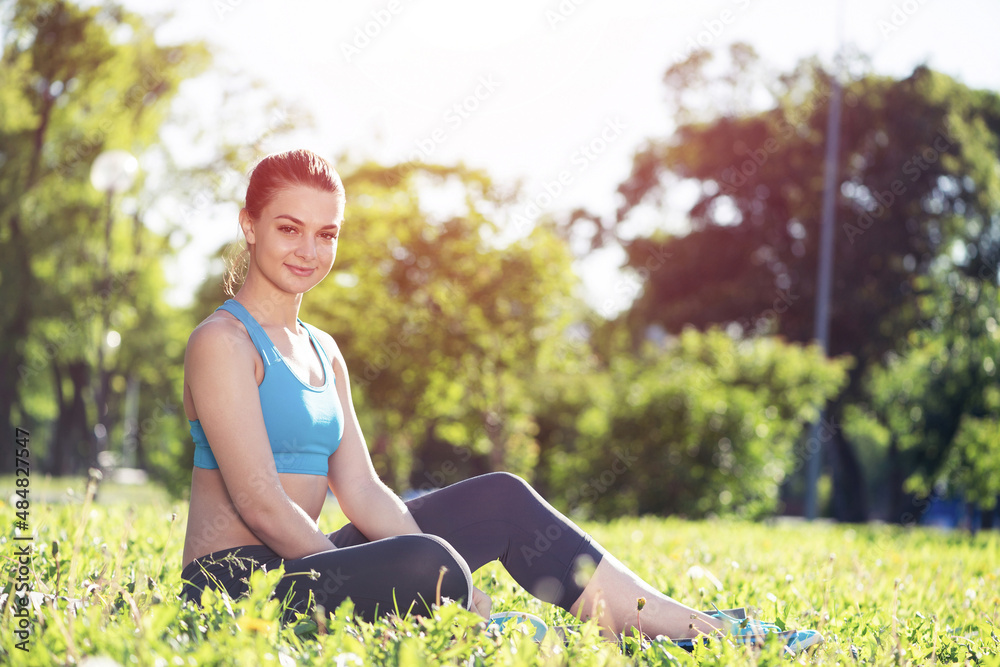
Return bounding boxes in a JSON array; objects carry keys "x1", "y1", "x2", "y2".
[
  {"x1": 318, "y1": 330, "x2": 494, "y2": 618},
  {"x1": 186, "y1": 319, "x2": 337, "y2": 559},
  {"x1": 319, "y1": 331, "x2": 423, "y2": 540}
]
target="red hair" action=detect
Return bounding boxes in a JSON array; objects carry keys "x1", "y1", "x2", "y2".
[{"x1": 224, "y1": 149, "x2": 346, "y2": 296}]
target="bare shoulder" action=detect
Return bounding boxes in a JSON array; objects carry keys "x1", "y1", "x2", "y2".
[{"x1": 185, "y1": 311, "x2": 258, "y2": 374}]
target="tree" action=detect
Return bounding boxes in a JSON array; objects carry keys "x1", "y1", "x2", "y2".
[
  {"x1": 602, "y1": 45, "x2": 1000, "y2": 520},
  {"x1": 539, "y1": 327, "x2": 849, "y2": 519},
  {"x1": 857, "y1": 275, "x2": 1000, "y2": 520},
  {"x1": 0, "y1": 0, "x2": 208, "y2": 476}
]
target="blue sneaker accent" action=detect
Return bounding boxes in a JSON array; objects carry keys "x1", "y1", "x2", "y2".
[
  {"x1": 783, "y1": 629, "x2": 824, "y2": 652},
  {"x1": 487, "y1": 611, "x2": 548, "y2": 643},
  {"x1": 708, "y1": 606, "x2": 824, "y2": 654}
]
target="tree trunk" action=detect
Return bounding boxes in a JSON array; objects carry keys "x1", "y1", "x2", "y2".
[
  {"x1": 885, "y1": 436, "x2": 911, "y2": 523},
  {"x1": 0, "y1": 85, "x2": 54, "y2": 471},
  {"x1": 828, "y1": 402, "x2": 869, "y2": 522},
  {"x1": 981, "y1": 502, "x2": 996, "y2": 530},
  {"x1": 0, "y1": 353, "x2": 25, "y2": 473},
  {"x1": 50, "y1": 362, "x2": 69, "y2": 475},
  {"x1": 47, "y1": 361, "x2": 91, "y2": 475},
  {"x1": 0, "y1": 212, "x2": 34, "y2": 474}
]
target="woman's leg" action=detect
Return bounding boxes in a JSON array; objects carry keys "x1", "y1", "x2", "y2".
[
  {"x1": 330, "y1": 472, "x2": 603, "y2": 611},
  {"x1": 275, "y1": 533, "x2": 473, "y2": 621},
  {"x1": 330, "y1": 472, "x2": 725, "y2": 639},
  {"x1": 568, "y1": 551, "x2": 726, "y2": 639},
  {"x1": 181, "y1": 536, "x2": 473, "y2": 623}
]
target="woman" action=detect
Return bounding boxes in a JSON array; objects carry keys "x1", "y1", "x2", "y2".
[{"x1": 179, "y1": 149, "x2": 821, "y2": 652}]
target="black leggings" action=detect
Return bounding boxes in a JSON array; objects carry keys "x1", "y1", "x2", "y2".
[{"x1": 180, "y1": 472, "x2": 606, "y2": 620}]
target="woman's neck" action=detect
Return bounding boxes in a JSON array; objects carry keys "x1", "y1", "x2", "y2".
[{"x1": 232, "y1": 278, "x2": 303, "y2": 330}]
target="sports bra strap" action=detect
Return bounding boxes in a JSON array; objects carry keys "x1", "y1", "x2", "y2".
[
  {"x1": 300, "y1": 322, "x2": 332, "y2": 368},
  {"x1": 216, "y1": 299, "x2": 281, "y2": 366}
]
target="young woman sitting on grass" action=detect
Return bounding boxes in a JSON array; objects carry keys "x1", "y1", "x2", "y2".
[{"x1": 179, "y1": 148, "x2": 822, "y2": 653}]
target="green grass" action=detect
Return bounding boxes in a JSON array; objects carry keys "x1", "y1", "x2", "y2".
[
  {"x1": 2, "y1": 478, "x2": 998, "y2": 666},
  {"x1": 1, "y1": 474, "x2": 170, "y2": 506}
]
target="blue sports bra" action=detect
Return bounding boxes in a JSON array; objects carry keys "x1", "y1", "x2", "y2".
[{"x1": 190, "y1": 299, "x2": 344, "y2": 475}]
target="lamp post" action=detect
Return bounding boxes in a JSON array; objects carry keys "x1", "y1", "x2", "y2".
[
  {"x1": 805, "y1": 0, "x2": 845, "y2": 521},
  {"x1": 89, "y1": 150, "x2": 138, "y2": 468}
]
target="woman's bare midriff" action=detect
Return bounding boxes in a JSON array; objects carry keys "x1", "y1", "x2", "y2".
[{"x1": 181, "y1": 466, "x2": 330, "y2": 567}]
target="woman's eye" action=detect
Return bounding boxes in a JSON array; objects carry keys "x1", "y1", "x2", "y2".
[{"x1": 279, "y1": 226, "x2": 297, "y2": 234}]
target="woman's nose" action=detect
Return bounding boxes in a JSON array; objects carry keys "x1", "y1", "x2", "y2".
[{"x1": 296, "y1": 237, "x2": 317, "y2": 260}]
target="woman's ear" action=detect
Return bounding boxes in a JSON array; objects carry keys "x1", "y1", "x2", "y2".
[{"x1": 239, "y1": 208, "x2": 256, "y2": 245}]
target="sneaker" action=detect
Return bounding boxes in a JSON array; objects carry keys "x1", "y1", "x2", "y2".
[
  {"x1": 705, "y1": 605, "x2": 824, "y2": 654},
  {"x1": 544, "y1": 606, "x2": 823, "y2": 654},
  {"x1": 487, "y1": 611, "x2": 548, "y2": 643}
]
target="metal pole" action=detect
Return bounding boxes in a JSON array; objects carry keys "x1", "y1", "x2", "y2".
[
  {"x1": 94, "y1": 188, "x2": 114, "y2": 466},
  {"x1": 805, "y1": 36, "x2": 844, "y2": 520}
]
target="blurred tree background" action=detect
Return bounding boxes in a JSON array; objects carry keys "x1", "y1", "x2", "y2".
[
  {"x1": 0, "y1": 0, "x2": 210, "y2": 487},
  {"x1": 600, "y1": 46, "x2": 1000, "y2": 522},
  {"x1": 2, "y1": 1, "x2": 997, "y2": 523}
]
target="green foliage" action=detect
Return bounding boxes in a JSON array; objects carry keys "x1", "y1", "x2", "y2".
[
  {"x1": 0, "y1": 0, "x2": 210, "y2": 482},
  {"x1": 2, "y1": 486, "x2": 998, "y2": 665},
  {"x1": 544, "y1": 328, "x2": 849, "y2": 519},
  {"x1": 607, "y1": 45, "x2": 1000, "y2": 519},
  {"x1": 862, "y1": 276, "x2": 1000, "y2": 510}
]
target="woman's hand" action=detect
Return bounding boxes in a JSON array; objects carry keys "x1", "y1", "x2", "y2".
[{"x1": 471, "y1": 585, "x2": 493, "y2": 620}]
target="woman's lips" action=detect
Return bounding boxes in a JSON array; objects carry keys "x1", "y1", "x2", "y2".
[{"x1": 286, "y1": 264, "x2": 316, "y2": 277}]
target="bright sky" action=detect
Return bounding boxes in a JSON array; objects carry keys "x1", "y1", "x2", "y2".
[{"x1": 130, "y1": 0, "x2": 1000, "y2": 310}]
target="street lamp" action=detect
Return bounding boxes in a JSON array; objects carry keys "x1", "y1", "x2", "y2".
[
  {"x1": 89, "y1": 150, "x2": 138, "y2": 469},
  {"x1": 90, "y1": 150, "x2": 139, "y2": 194}
]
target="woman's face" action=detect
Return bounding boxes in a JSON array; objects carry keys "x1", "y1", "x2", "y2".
[{"x1": 241, "y1": 184, "x2": 345, "y2": 295}]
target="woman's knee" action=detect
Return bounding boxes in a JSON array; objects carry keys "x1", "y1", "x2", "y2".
[
  {"x1": 476, "y1": 471, "x2": 535, "y2": 502},
  {"x1": 399, "y1": 534, "x2": 473, "y2": 606}
]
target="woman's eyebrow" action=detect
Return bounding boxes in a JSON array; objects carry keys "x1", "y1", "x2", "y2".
[{"x1": 275, "y1": 213, "x2": 340, "y2": 231}]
